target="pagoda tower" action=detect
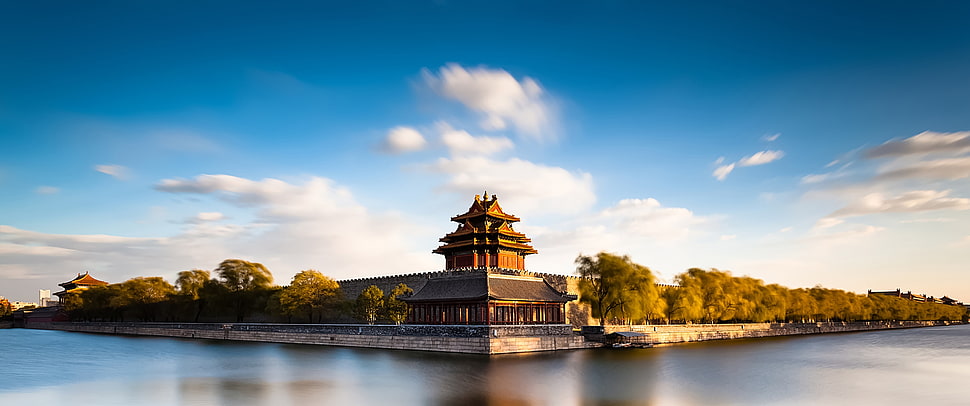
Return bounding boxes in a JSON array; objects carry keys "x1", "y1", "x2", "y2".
[{"x1": 434, "y1": 192, "x2": 538, "y2": 271}]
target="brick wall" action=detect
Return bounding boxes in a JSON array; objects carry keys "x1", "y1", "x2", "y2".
[{"x1": 27, "y1": 322, "x2": 592, "y2": 354}]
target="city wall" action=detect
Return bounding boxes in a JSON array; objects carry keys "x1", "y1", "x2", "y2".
[
  {"x1": 23, "y1": 320, "x2": 958, "y2": 354},
  {"x1": 26, "y1": 322, "x2": 593, "y2": 355},
  {"x1": 598, "y1": 320, "x2": 957, "y2": 345}
]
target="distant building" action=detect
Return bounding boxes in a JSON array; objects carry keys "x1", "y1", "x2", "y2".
[
  {"x1": 868, "y1": 289, "x2": 965, "y2": 307},
  {"x1": 39, "y1": 290, "x2": 53, "y2": 307},
  {"x1": 11, "y1": 301, "x2": 39, "y2": 310},
  {"x1": 53, "y1": 272, "x2": 108, "y2": 300}
]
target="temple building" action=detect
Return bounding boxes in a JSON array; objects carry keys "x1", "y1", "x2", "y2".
[
  {"x1": 403, "y1": 193, "x2": 576, "y2": 325},
  {"x1": 53, "y1": 272, "x2": 108, "y2": 300}
]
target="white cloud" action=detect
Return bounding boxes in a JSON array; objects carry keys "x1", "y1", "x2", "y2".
[
  {"x1": 866, "y1": 131, "x2": 970, "y2": 158},
  {"x1": 762, "y1": 133, "x2": 781, "y2": 142},
  {"x1": 720, "y1": 234, "x2": 737, "y2": 241},
  {"x1": 813, "y1": 217, "x2": 844, "y2": 230},
  {"x1": 423, "y1": 63, "x2": 556, "y2": 140},
  {"x1": 35, "y1": 186, "x2": 59, "y2": 195},
  {"x1": 95, "y1": 164, "x2": 129, "y2": 180},
  {"x1": 712, "y1": 150, "x2": 784, "y2": 180},
  {"x1": 1, "y1": 175, "x2": 441, "y2": 298},
  {"x1": 429, "y1": 156, "x2": 594, "y2": 217},
  {"x1": 738, "y1": 150, "x2": 785, "y2": 167},
  {"x1": 381, "y1": 126, "x2": 427, "y2": 154},
  {"x1": 713, "y1": 163, "x2": 735, "y2": 181},
  {"x1": 599, "y1": 198, "x2": 704, "y2": 241},
  {"x1": 828, "y1": 190, "x2": 970, "y2": 218},
  {"x1": 155, "y1": 175, "x2": 363, "y2": 220},
  {"x1": 437, "y1": 123, "x2": 513, "y2": 157},
  {"x1": 185, "y1": 212, "x2": 225, "y2": 224}
]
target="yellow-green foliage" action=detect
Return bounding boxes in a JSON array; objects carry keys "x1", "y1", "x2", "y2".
[
  {"x1": 577, "y1": 253, "x2": 662, "y2": 325},
  {"x1": 660, "y1": 268, "x2": 966, "y2": 323},
  {"x1": 279, "y1": 270, "x2": 341, "y2": 323},
  {"x1": 577, "y1": 257, "x2": 967, "y2": 324}
]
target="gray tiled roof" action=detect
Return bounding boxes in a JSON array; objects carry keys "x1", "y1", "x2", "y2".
[{"x1": 404, "y1": 274, "x2": 572, "y2": 303}]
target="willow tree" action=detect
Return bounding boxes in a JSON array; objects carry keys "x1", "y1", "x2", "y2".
[
  {"x1": 279, "y1": 270, "x2": 341, "y2": 323},
  {"x1": 214, "y1": 259, "x2": 275, "y2": 321},
  {"x1": 176, "y1": 269, "x2": 212, "y2": 321},
  {"x1": 113, "y1": 277, "x2": 176, "y2": 321},
  {"x1": 576, "y1": 252, "x2": 660, "y2": 325}
]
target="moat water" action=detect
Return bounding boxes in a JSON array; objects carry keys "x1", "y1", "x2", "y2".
[{"x1": 2, "y1": 325, "x2": 968, "y2": 405}]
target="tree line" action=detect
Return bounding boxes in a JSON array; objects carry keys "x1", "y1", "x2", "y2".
[
  {"x1": 0, "y1": 297, "x2": 12, "y2": 318},
  {"x1": 577, "y1": 252, "x2": 968, "y2": 325},
  {"x1": 63, "y1": 259, "x2": 412, "y2": 324}
]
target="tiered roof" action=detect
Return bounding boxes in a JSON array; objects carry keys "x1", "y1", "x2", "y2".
[
  {"x1": 54, "y1": 272, "x2": 108, "y2": 297},
  {"x1": 433, "y1": 192, "x2": 538, "y2": 256},
  {"x1": 403, "y1": 273, "x2": 573, "y2": 303}
]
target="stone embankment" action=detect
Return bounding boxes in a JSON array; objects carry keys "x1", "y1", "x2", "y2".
[
  {"x1": 26, "y1": 322, "x2": 593, "y2": 355},
  {"x1": 21, "y1": 320, "x2": 958, "y2": 354},
  {"x1": 598, "y1": 320, "x2": 959, "y2": 346}
]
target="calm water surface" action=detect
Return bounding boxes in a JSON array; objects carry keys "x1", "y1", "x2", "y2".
[{"x1": 2, "y1": 325, "x2": 969, "y2": 405}]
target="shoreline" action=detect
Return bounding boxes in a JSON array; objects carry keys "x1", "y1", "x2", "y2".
[{"x1": 16, "y1": 320, "x2": 961, "y2": 354}]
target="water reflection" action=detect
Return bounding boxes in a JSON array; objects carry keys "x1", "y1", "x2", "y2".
[{"x1": 2, "y1": 326, "x2": 970, "y2": 405}]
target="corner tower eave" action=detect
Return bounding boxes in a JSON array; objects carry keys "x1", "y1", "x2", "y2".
[{"x1": 435, "y1": 193, "x2": 538, "y2": 270}]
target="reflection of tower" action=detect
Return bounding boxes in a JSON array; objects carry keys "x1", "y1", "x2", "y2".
[{"x1": 39, "y1": 289, "x2": 51, "y2": 307}]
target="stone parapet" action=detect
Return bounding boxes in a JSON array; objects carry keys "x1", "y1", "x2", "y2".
[
  {"x1": 601, "y1": 321, "x2": 957, "y2": 345},
  {"x1": 25, "y1": 322, "x2": 590, "y2": 355}
]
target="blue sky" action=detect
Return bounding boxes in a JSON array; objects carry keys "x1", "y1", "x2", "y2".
[{"x1": 2, "y1": 1, "x2": 969, "y2": 303}]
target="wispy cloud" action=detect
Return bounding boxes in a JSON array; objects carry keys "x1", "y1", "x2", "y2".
[
  {"x1": 762, "y1": 133, "x2": 780, "y2": 142},
  {"x1": 875, "y1": 157, "x2": 970, "y2": 181},
  {"x1": 865, "y1": 131, "x2": 970, "y2": 158},
  {"x1": 437, "y1": 123, "x2": 513, "y2": 157},
  {"x1": 803, "y1": 130, "x2": 970, "y2": 235},
  {"x1": 713, "y1": 163, "x2": 736, "y2": 181},
  {"x1": 739, "y1": 150, "x2": 785, "y2": 167},
  {"x1": 827, "y1": 190, "x2": 970, "y2": 219},
  {"x1": 713, "y1": 150, "x2": 785, "y2": 181},
  {"x1": 35, "y1": 186, "x2": 59, "y2": 195},
  {"x1": 95, "y1": 164, "x2": 129, "y2": 180}
]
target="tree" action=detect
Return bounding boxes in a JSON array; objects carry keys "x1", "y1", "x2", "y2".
[
  {"x1": 213, "y1": 259, "x2": 275, "y2": 321},
  {"x1": 663, "y1": 284, "x2": 703, "y2": 323},
  {"x1": 279, "y1": 270, "x2": 341, "y2": 323},
  {"x1": 576, "y1": 252, "x2": 660, "y2": 325},
  {"x1": 0, "y1": 298, "x2": 12, "y2": 318},
  {"x1": 355, "y1": 285, "x2": 384, "y2": 324},
  {"x1": 78, "y1": 284, "x2": 124, "y2": 321},
  {"x1": 114, "y1": 277, "x2": 176, "y2": 321},
  {"x1": 384, "y1": 283, "x2": 413, "y2": 324},
  {"x1": 176, "y1": 270, "x2": 210, "y2": 298},
  {"x1": 214, "y1": 259, "x2": 274, "y2": 292},
  {"x1": 176, "y1": 269, "x2": 212, "y2": 322}
]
